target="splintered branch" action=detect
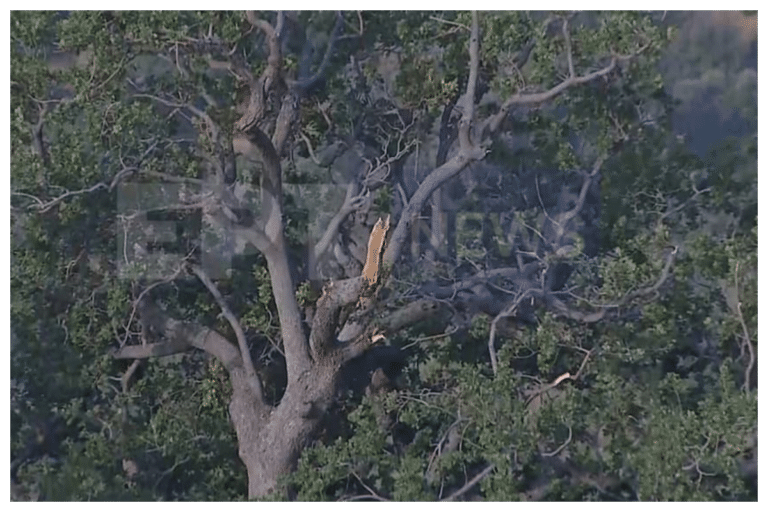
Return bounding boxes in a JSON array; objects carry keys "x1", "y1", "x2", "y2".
[
  {"x1": 188, "y1": 263, "x2": 262, "y2": 397},
  {"x1": 525, "y1": 371, "x2": 572, "y2": 409},
  {"x1": 362, "y1": 215, "x2": 390, "y2": 287},
  {"x1": 311, "y1": 216, "x2": 390, "y2": 360}
]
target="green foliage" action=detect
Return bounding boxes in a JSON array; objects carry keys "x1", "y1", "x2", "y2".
[{"x1": 11, "y1": 10, "x2": 755, "y2": 502}]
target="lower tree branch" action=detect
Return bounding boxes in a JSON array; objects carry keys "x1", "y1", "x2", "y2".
[{"x1": 188, "y1": 263, "x2": 261, "y2": 397}]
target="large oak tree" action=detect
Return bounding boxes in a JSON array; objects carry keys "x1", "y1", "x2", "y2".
[{"x1": 11, "y1": 11, "x2": 755, "y2": 500}]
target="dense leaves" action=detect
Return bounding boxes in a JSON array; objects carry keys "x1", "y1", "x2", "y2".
[{"x1": 11, "y1": 11, "x2": 755, "y2": 501}]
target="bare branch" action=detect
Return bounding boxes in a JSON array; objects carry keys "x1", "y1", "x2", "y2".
[
  {"x1": 486, "y1": 58, "x2": 619, "y2": 135},
  {"x1": 350, "y1": 471, "x2": 388, "y2": 502},
  {"x1": 655, "y1": 184, "x2": 711, "y2": 231},
  {"x1": 542, "y1": 425, "x2": 572, "y2": 457},
  {"x1": 14, "y1": 181, "x2": 108, "y2": 213},
  {"x1": 734, "y1": 262, "x2": 754, "y2": 392},
  {"x1": 488, "y1": 290, "x2": 535, "y2": 375},
  {"x1": 545, "y1": 244, "x2": 679, "y2": 324},
  {"x1": 562, "y1": 17, "x2": 575, "y2": 78},
  {"x1": 31, "y1": 101, "x2": 50, "y2": 172},
  {"x1": 188, "y1": 263, "x2": 261, "y2": 396},
  {"x1": 550, "y1": 156, "x2": 605, "y2": 247},
  {"x1": 380, "y1": 299, "x2": 441, "y2": 333},
  {"x1": 113, "y1": 338, "x2": 193, "y2": 359},
  {"x1": 121, "y1": 264, "x2": 187, "y2": 348},
  {"x1": 429, "y1": 15, "x2": 470, "y2": 32},
  {"x1": 442, "y1": 464, "x2": 495, "y2": 502},
  {"x1": 299, "y1": 130, "x2": 323, "y2": 165},
  {"x1": 343, "y1": 494, "x2": 389, "y2": 502},
  {"x1": 458, "y1": 11, "x2": 480, "y2": 152},
  {"x1": 120, "y1": 360, "x2": 142, "y2": 394},
  {"x1": 422, "y1": 264, "x2": 539, "y2": 299},
  {"x1": 133, "y1": 93, "x2": 231, "y2": 182},
  {"x1": 383, "y1": 153, "x2": 481, "y2": 268},
  {"x1": 312, "y1": 182, "x2": 368, "y2": 263},
  {"x1": 295, "y1": 12, "x2": 344, "y2": 93},
  {"x1": 624, "y1": 245, "x2": 677, "y2": 301}
]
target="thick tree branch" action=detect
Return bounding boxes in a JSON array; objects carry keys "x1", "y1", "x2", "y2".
[
  {"x1": 231, "y1": 14, "x2": 317, "y2": 380},
  {"x1": 309, "y1": 277, "x2": 364, "y2": 358},
  {"x1": 383, "y1": 154, "x2": 481, "y2": 268},
  {"x1": 115, "y1": 301, "x2": 269, "y2": 415},
  {"x1": 232, "y1": 128, "x2": 284, "y2": 242},
  {"x1": 379, "y1": 299, "x2": 442, "y2": 333},
  {"x1": 113, "y1": 338, "x2": 193, "y2": 359},
  {"x1": 421, "y1": 264, "x2": 539, "y2": 299},
  {"x1": 234, "y1": 125, "x2": 312, "y2": 378},
  {"x1": 458, "y1": 11, "x2": 480, "y2": 152},
  {"x1": 294, "y1": 12, "x2": 344, "y2": 93},
  {"x1": 115, "y1": 308, "x2": 248, "y2": 377},
  {"x1": 238, "y1": 12, "x2": 284, "y2": 134},
  {"x1": 486, "y1": 59, "x2": 618, "y2": 134},
  {"x1": 332, "y1": 12, "x2": 485, "y2": 357},
  {"x1": 383, "y1": 12, "x2": 486, "y2": 268}
]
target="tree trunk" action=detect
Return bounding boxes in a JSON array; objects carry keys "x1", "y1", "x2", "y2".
[{"x1": 229, "y1": 361, "x2": 340, "y2": 498}]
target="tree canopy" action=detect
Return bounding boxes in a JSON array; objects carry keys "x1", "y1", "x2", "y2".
[{"x1": 10, "y1": 10, "x2": 756, "y2": 501}]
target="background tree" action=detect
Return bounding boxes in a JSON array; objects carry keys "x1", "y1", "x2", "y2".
[{"x1": 11, "y1": 11, "x2": 756, "y2": 500}]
